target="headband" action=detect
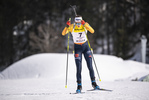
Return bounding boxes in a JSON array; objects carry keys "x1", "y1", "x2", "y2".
[{"x1": 75, "y1": 17, "x2": 82, "y2": 22}]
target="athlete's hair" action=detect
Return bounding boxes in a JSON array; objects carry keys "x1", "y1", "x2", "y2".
[{"x1": 75, "y1": 15, "x2": 82, "y2": 17}]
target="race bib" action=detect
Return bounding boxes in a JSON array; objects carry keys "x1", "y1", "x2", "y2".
[{"x1": 72, "y1": 31, "x2": 87, "y2": 43}]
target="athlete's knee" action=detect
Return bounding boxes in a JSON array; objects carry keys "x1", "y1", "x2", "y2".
[
  {"x1": 75, "y1": 54, "x2": 81, "y2": 60},
  {"x1": 86, "y1": 51, "x2": 92, "y2": 57}
]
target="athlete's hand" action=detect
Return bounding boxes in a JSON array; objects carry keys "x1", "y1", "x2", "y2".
[
  {"x1": 66, "y1": 20, "x2": 71, "y2": 27},
  {"x1": 81, "y1": 20, "x2": 86, "y2": 25}
]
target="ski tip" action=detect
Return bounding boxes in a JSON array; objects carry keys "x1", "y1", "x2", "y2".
[
  {"x1": 65, "y1": 85, "x2": 67, "y2": 88},
  {"x1": 99, "y1": 79, "x2": 101, "y2": 81}
]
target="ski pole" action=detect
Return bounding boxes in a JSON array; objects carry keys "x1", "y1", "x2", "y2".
[
  {"x1": 65, "y1": 18, "x2": 71, "y2": 88},
  {"x1": 83, "y1": 26, "x2": 101, "y2": 81}
]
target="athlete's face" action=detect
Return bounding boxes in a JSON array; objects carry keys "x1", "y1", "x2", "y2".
[{"x1": 76, "y1": 22, "x2": 81, "y2": 28}]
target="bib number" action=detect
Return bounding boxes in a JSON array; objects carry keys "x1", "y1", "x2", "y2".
[{"x1": 79, "y1": 33, "x2": 82, "y2": 37}]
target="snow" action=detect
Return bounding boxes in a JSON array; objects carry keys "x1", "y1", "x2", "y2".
[
  {"x1": 0, "y1": 53, "x2": 149, "y2": 100},
  {"x1": 0, "y1": 79, "x2": 149, "y2": 100}
]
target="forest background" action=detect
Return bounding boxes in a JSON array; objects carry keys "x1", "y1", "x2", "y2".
[{"x1": 0, "y1": 0, "x2": 149, "y2": 71}]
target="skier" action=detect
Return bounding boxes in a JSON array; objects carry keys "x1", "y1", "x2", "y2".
[{"x1": 62, "y1": 15, "x2": 100, "y2": 93}]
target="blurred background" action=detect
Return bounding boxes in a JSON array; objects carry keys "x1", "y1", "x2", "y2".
[{"x1": 0, "y1": 0, "x2": 149, "y2": 71}]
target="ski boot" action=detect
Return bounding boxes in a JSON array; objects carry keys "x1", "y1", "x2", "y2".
[
  {"x1": 76, "y1": 83, "x2": 82, "y2": 93},
  {"x1": 92, "y1": 80, "x2": 100, "y2": 90}
]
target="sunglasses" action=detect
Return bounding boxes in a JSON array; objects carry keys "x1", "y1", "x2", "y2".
[{"x1": 76, "y1": 23, "x2": 81, "y2": 25}]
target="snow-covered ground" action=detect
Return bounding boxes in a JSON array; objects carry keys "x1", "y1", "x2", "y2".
[
  {"x1": 0, "y1": 53, "x2": 149, "y2": 100},
  {"x1": 0, "y1": 79, "x2": 149, "y2": 100}
]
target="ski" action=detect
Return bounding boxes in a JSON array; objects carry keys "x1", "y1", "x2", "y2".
[
  {"x1": 70, "y1": 92, "x2": 85, "y2": 94},
  {"x1": 70, "y1": 88, "x2": 112, "y2": 94},
  {"x1": 87, "y1": 88, "x2": 112, "y2": 92}
]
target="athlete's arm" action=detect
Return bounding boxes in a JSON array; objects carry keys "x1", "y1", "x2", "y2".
[
  {"x1": 81, "y1": 20, "x2": 94, "y2": 34},
  {"x1": 62, "y1": 24, "x2": 73, "y2": 36}
]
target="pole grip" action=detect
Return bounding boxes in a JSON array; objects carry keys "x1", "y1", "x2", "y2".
[{"x1": 69, "y1": 18, "x2": 71, "y2": 21}]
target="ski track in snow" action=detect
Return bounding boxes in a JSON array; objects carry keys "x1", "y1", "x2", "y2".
[{"x1": 0, "y1": 53, "x2": 149, "y2": 100}]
